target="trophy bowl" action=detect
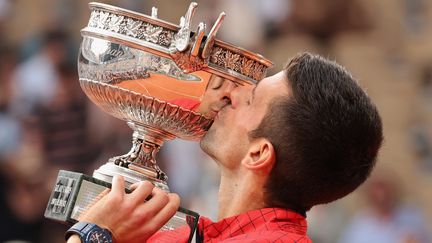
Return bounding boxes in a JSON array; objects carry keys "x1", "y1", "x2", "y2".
[
  {"x1": 78, "y1": 2, "x2": 273, "y2": 190},
  {"x1": 45, "y1": 2, "x2": 272, "y2": 238}
]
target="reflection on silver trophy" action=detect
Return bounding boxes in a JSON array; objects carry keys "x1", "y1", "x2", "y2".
[{"x1": 45, "y1": 2, "x2": 272, "y2": 240}]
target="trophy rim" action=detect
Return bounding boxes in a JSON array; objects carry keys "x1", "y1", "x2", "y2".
[
  {"x1": 89, "y1": 2, "x2": 180, "y2": 31},
  {"x1": 85, "y1": 2, "x2": 273, "y2": 84},
  {"x1": 88, "y1": 2, "x2": 272, "y2": 66}
]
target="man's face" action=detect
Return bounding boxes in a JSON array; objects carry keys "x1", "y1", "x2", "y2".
[{"x1": 200, "y1": 71, "x2": 289, "y2": 168}]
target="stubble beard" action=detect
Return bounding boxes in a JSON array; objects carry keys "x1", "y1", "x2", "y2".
[{"x1": 200, "y1": 126, "x2": 218, "y2": 160}]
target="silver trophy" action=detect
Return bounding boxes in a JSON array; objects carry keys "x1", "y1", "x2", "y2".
[{"x1": 45, "y1": 2, "x2": 272, "y2": 241}]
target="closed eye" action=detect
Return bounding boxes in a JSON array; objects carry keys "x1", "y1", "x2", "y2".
[
  {"x1": 211, "y1": 82, "x2": 223, "y2": 90},
  {"x1": 210, "y1": 77, "x2": 224, "y2": 90}
]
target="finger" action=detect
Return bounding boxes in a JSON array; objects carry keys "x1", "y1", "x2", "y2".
[
  {"x1": 97, "y1": 188, "x2": 110, "y2": 199},
  {"x1": 154, "y1": 193, "x2": 180, "y2": 225},
  {"x1": 129, "y1": 182, "x2": 140, "y2": 191},
  {"x1": 133, "y1": 187, "x2": 170, "y2": 220},
  {"x1": 87, "y1": 188, "x2": 110, "y2": 209},
  {"x1": 77, "y1": 188, "x2": 111, "y2": 221},
  {"x1": 141, "y1": 193, "x2": 180, "y2": 233},
  {"x1": 110, "y1": 175, "x2": 125, "y2": 199},
  {"x1": 128, "y1": 181, "x2": 154, "y2": 206},
  {"x1": 129, "y1": 180, "x2": 150, "y2": 191}
]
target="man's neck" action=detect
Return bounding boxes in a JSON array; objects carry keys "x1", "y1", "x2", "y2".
[{"x1": 217, "y1": 169, "x2": 266, "y2": 220}]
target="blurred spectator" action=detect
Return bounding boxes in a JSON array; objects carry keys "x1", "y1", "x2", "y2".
[
  {"x1": 404, "y1": 0, "x2": 428, "y2": 35},
  {"x1": 307, "y1": 202, "x2": 349, "y2": 243},
  {"x1": 0, "y1": 0, "x2": 11, "y2": 24},
  {"x1": 0, "y1": 119, "x2": 48, "y2": 242},
  {"x1": 0, "y1": 45, "x2": 20, "y2": 159},
  {"x1": 410, "y1": 122, "x2": 432, "y2": 171},
  {"x1": 37, "y1": 62, "x2": 91, "y2": 172},
  {"x1": 408, "y1": 64, "x2": 432, "y2": 171},
  {"x1": 338, "y1": 172, "x2": 431, "y2": 243},
  {"x1": 211, "y1": 0, "x2": 265, "y2": 50},
  {"x1": 0, "y1": 113, "x2": 21, "y2": 158},
  {"x1": 10, "y1": 29, "x2": 69, "y2": 117},
  {"x1": 285, "y1": 0, "x2": 372, "y2": 43},
  {"x1": 256, "y1": 0, "x2": 291, "y2": 39},
  {"x1": 419, "y1": 64, "x2": 432, "y2": 104}
]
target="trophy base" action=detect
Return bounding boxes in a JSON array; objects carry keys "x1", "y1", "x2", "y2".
[
  {"x1": 93, "y1": 162, "x2": 169, "y2": 192},
  {"x1": 45, "y1": 170, "x2": 199, "y2": 243}
]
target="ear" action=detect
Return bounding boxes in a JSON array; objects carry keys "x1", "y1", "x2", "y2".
[{"x1": 242, "y1": 138, "x2": 276, "y2": 174}]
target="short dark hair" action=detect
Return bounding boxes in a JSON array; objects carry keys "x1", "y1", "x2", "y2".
[{"x1": 250, "y1": 53, "x2": 383, "y2": 211}]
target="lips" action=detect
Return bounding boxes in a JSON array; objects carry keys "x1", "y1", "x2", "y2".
[
  {"x1": 203, "y1": 101, "x2": 230, "y2": 119},
  {"x1": 214, "y1": 105, "x2": 229, "y2": 120},
  {"x1": 207, "y1": 106, "x2": 222, "y2": 118},
  {"x1": 201, "y1": 108, "x2": 217, "y2": 120}
]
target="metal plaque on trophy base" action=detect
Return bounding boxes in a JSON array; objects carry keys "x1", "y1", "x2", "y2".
[{"x1": 45, "y1": 2, "x2": 272, "y2": 242}]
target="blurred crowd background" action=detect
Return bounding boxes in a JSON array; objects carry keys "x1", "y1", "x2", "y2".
[{"x1": 0, "y1": 0, "x2": 431, "y2": 242}]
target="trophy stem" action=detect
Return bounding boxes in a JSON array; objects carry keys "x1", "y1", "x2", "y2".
[
  {"x1": 109, "y1": 122, "x2": 175, "y2": 182},
  {"x1": 93, "y1": 122, "x2": 174, "y2": 192}
]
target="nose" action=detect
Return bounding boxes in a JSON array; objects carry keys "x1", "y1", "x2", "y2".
[
  {"x1": 229, "y1": 83, "x2": 253, "y2": 109},
  {"x1": 220, "y1": 80, "x2": 237, "y2": 100}
]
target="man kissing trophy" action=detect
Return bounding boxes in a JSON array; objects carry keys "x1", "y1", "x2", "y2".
[{"x1": 45, "y1": 2, "x2": 272, "y2": 242}]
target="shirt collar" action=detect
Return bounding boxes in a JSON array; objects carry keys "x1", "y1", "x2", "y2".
[{"x1": 197, "y1": 207, "x2": 308, "y2": 242}]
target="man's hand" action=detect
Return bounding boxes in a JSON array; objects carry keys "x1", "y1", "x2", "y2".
[{"x1": 71, "y1": 175, "x2": 180, "y2": 243}]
